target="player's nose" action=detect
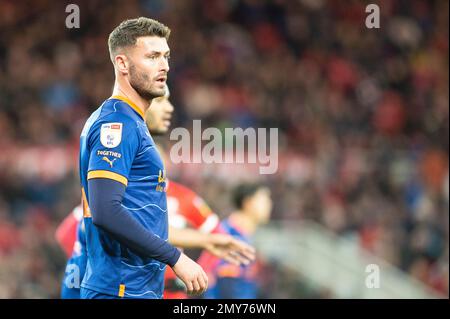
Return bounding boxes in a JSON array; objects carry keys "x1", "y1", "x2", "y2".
[{"x1": 159, "y1": 57, "x2": 169, "y2": 73}]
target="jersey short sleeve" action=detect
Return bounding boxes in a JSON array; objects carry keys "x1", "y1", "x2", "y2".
[{"x1": 87, "y1": 115, "x2": 140, "y2": 186}]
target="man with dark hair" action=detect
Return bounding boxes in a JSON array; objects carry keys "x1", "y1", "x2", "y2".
[
  {"x1": 78, "y1": 17, "x2": 207, "y2": 299},
  {"x1": 198, "y1": 183, "x2": 273, "y2": 299}
]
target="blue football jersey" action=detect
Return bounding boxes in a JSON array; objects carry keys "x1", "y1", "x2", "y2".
[
  {"x1": 79, "y1": 95, "x2": 169, "y2": 298},
  {"x1": 204, "y1": 218, "x2": 259, "y2": 299}
]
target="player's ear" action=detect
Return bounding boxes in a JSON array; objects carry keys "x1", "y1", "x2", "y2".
[{"x1": 114, "y1": 54, "x2": 129, "y2": 74}]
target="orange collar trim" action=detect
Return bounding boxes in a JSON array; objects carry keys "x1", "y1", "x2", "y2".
[{"x1": 111, "y1": 95, "x2": 145, "y2": 119}]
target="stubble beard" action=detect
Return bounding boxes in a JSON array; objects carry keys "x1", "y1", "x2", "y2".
[{"x1": 129, "y1": 63, "x2": 165, "y2": 101}]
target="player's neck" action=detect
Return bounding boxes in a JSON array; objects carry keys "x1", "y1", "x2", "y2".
[
  {"x1": 112, "y1": 81, "x2": 150, "y2": 114},
  {"x1": 229, "y1": 211, "x2": 257, "y2": 235}
]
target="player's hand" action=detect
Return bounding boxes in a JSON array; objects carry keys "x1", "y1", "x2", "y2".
[
  {"x1": 172, "y1": 253, "x2": 208, "y2": 296},
  {"x1": 203, "y1": 233, "x2": 256, "y2": 266}
]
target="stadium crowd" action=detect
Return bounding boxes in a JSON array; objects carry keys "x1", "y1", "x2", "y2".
[{"x1": 0, "y1": 0, "x2": 448, "y2": 297}]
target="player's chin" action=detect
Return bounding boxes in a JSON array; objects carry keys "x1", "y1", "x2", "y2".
[
  {"x1": 163, "y1": 120, "x2": 171, "y2": 130},
  {"x1": 161, "y1": 126, "x2": 170, "y2": 134},
  {"x1": 152, "y1": 82, "x2": 166, "y2": 93},
  {"x1": 153, "y1": 126, "x2": 169, "y2": 135}
]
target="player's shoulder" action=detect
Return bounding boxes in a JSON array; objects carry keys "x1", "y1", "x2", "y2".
[
  {"x1": 81, "y1": 99, "x2": 143, "y2": 151},
  {"x1": 99, "y1": 98, "x2": 140, "y2": 125},
  {"x1": 221, "y1": 219, "x2": 238, "y2": 235},
  {"x1": 90, "y1": 100, "x2": 141, "y2": 134},
  {"x1": 167, "y1": 180, "x2": 196, "y2": 198}
]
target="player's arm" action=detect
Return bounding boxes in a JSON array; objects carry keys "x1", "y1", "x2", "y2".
[
  {"x1": 169, "y1": 226, "x2": 255, "y2": 266},
  {"x1": 89, "y1": 178, "x2": 180, "y2": 265},
  {"x1": 86, "y1": 117, "x2": 207, "y2": 295},
  {"x1": 169, "y1": 226, "x2": 206, "y2": 248},
  {"x1": 88, "y1": 178, "x2": 208, "y2": 295}
]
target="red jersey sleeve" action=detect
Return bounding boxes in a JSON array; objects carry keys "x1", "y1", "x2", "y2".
[
  {"x1": 166, "y1": 181, "x2": 220, "y2": 233},
  {"x1": 55, "y1": 205, "x2": 83, "y2": 257}
]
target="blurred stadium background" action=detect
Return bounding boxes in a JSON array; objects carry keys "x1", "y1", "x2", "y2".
[{"x1": 0, "y1": 0, "x2": 448, "y2": 298}]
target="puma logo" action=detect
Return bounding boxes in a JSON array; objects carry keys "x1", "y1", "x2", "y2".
[
  {"x1": 158, "y1": 169, "x2": 166, "y2": 183},
  {"x1": 102, "y1": 156, "x2": 117, "y2": 168}
]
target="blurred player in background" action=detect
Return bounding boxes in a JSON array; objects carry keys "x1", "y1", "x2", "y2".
[
  {"x1": 55, "y1": 205, "x2": 86, "y2": 299},
  {"x1": 56, "y1": 86, "x2": 255, "y2": 299},
  {"x1": 198, "y1": 183, "x2": 272, "y2": 299},
  {"x1": 164, "y1": 181, "x2": 255, "y2": 299}
]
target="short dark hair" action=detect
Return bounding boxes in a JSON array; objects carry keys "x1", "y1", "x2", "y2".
[
  {"x1": 108, "y1": 17, "x2": 171, "y2": 62},
  {"x1": 232, "y1": 183, "x2": 263, "y2": 209}
]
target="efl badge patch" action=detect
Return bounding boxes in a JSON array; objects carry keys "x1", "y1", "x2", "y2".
[{"x1": 100, "y1": 123, "x2": 123, "y2": 148}]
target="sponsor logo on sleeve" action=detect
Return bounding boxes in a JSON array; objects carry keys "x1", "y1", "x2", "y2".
[
  {"x1": 102, "y1": 157, "x2": 117, "y2": 168},
  {"x1": 100, "y1": 123, "x2": 123, "y2": 148},
  {"x1": 97, "y1": 150, "x2": 122, "y2": 159}
]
